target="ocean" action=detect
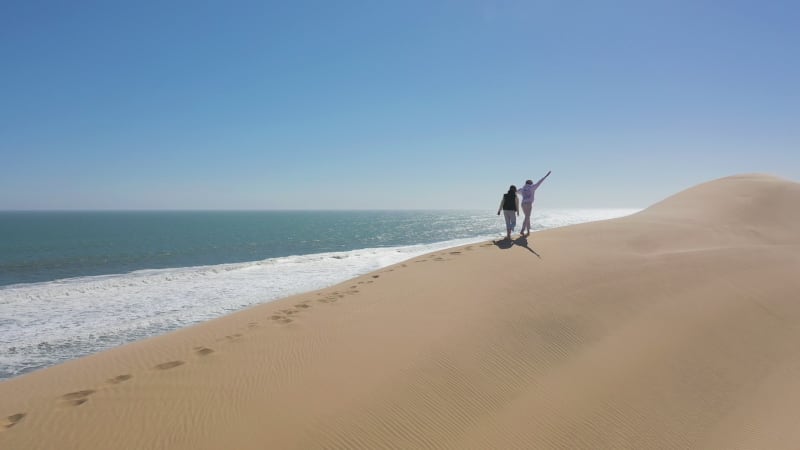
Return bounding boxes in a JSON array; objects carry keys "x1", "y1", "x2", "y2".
[{"x1": 0, "y1": 209, "x2": 638, "y2": 381}]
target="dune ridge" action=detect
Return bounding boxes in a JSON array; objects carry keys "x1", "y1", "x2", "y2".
[{"x1": 1, "y1": 173, "x2": 799, "y2": 449}]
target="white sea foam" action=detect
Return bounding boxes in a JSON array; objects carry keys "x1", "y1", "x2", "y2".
[
  {"x1": 0, "y1": 237, "x2": 491, "y2": 379},
  {"x1": 0, "y1": 209, "x2": 639, "y2": 380}
]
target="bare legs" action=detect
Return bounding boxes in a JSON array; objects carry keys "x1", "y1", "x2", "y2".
[{"x1": 520, "y1": 203, "x2": 532, "y2": 236}]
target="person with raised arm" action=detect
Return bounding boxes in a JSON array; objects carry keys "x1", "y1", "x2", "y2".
[{"x1": 516, "y1": 170, "x2": 551, "y2": 237}]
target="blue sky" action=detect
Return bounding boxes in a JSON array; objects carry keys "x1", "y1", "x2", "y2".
[{"x1": 1, "y1": 1, "x2": 798, "y2": 210}]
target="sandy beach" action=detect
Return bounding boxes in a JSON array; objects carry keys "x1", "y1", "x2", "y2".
[{"x1": 2, "y1": 173, "x2": 799, "y2": 449}]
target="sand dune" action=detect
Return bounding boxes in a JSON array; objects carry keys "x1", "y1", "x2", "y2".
[{"x1": 2, "y1": 173, "x2": 799, "y2": 449}]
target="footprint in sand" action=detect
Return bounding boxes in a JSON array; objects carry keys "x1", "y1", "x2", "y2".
[
  {"x1": 61, "y1": 389, "x2": 95, "y2": 406},
  {"x1": 372, "y1": 275, "x2": 380, "y2": 279},
  {"x1": 295, "y1": 303, "x2": 311, "y2": 309},
  {"x1": 2, "y1": 413, "x2": 26, "y2": 430},
  {"x1": 450, "y1": 251, "x2": 462, "y2": 255},
  {"x1": 247, "y1": 322, "x2": 260, "y2": 329},
  {"x1": 270, "y1": 314, "x2": 293, "y2": 324},
  {"x1": 214, "y1": 333, "x2": 243, "y2": 343},
  {"x1": 224, "y1": 333, "x2": 244, "y2": 342},
  {"x1": 107, "y1": 374, "x2": 133, "y2": 384},
  {"x1": 194, "y1": 347, "x2": 214, "y2": 356},
  {"x1": 317, "y1": 286, "x2": 363, "y2": 304},
  {"x1": 154, "y1": 361, "x2": 185, "y2": 370}
]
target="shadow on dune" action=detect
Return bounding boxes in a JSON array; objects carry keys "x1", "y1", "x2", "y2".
[{"x1": 493, "y1": 236, "x2": 541, "y2": 258}]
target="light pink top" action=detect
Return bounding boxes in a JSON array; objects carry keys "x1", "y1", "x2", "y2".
[{"x1": 518, "y1": 180, "x2": 543, "y2": 204}]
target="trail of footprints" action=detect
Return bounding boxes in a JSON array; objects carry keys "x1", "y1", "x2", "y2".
[
  {"x1": 412, "y1": 247, "x2": 472, "y2": 264},
  {"x1": 2, "y1": 248, "x2": 475, "y2": 432},
  {"x1": 3, "y1": 346, "x2": 218, "y2": 426}
]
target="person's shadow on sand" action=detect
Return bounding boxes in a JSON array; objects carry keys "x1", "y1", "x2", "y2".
[{"x1": 493, "y1": 236, "x2": 541, "y2": 258}]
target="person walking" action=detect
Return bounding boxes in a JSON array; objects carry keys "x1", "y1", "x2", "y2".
[
  {"x1": 497, "y1": 185, "x2": 519, "y2": 240},
  {"x1": 517, "y1": 170, "x2": 551, "y2": 237}
]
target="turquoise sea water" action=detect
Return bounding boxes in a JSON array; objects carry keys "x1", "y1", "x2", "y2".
[
  {"x1": 0, "y1": 209, "x2": 638, "y2": 380},
  {"x1": 0, "y1": 210, "x2": 504, "y2": 287}
]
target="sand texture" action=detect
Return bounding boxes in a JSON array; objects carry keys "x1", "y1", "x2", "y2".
[{"x1": 2, "y1": 173, "x2": 799, "y2": 449}]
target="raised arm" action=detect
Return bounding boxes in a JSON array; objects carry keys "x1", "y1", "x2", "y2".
[{"x1": 533, "y1": 170, "x2": 551, "y2": 188}]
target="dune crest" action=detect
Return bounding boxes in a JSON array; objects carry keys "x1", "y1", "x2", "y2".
[
  {"x1": 636, "y1": 174, "x2": 800, "y2": 243},
  {"x1": 547, "y1": 174, "x2": 800, "y2": 257}
]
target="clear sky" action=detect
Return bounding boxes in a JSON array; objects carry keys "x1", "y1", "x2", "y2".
[{"x1": 1, "y1": 1, "x2": 798, "y2": 210}]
